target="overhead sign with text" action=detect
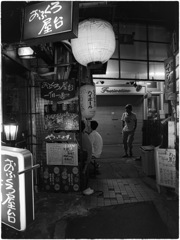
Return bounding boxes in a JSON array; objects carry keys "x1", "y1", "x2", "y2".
[
  {"x1": 96, "y1": 85, "x2": 145, "y2": 95},
  {"x1": 41, "y1": 80, "x2": 76, "y2": 101},
  {"x1": 23, "y1": 1, "x2": 78, "y2": 44}
]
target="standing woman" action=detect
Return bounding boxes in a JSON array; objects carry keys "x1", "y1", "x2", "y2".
[{"x1": 121, "y1": 104, "x2": 137, "y2": 157}]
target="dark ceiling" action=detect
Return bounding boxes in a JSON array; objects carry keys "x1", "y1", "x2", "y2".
[
  {"x1": 1, "y1": 1, "x2": 179, "y2": 44},
  {"x1": 1, "y1": 1, "x2": 179, "y2": 77}
]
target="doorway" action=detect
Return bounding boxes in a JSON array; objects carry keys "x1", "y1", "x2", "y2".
[{"x1": 94, "y1": 95, "x2": 144, "y2": 145}]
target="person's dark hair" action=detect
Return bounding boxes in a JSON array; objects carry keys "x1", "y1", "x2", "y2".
[
  {"x1": 90, "y1": 120, "x2": 98, "y2": 130},
  {"x1": 81, "y1": 120, "x2": 85, "y2": 131},
  {"x1": 125, "y1": 104, "x2": 132, "y2": 111}
]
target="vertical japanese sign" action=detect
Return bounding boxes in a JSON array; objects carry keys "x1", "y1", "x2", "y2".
[
  {"x1": 80, "y1": 85, "x2": 96, "y2": 118},
  {"x1": 164, "y1": 56, "x2": 175, "y2": 100},
  {"x1": 1, "y1": 155, "x2": 21, "y2": 230},
  {"x1": 23, "y1": 1, "x2": 78, "y2": 43},
  {"x1": 1, "y1": 147, "x2": 34, "y2": 231}
]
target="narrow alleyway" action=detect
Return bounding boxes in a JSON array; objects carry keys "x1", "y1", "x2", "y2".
[{"x1": 1, "y1": 145, "x2": 179, "y2": 239}]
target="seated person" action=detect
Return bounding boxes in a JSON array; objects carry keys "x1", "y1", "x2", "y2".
[{"x1": 88, "y1": 120, "x2": 103, "y2": 167}]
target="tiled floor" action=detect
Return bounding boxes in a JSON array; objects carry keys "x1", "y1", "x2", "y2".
[{"x1": 84, "y1": 178, "x2": 157, "y2": 208}]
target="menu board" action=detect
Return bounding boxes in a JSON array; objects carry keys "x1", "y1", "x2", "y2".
[
  {"x1": 44, "y1": 103, "x2": 79, "y2": 130},
  {"x1": 46, "y1": 143, "x2": 78, "y2": 166},
  {"x1": 41, "y1": 80, "x2": 75, "y2": 101},
  {"x1": 155, "y1": 148, "x2": 176, "y2": 188},
  {"x1": 44, "y1": 112, "x2": 79, "y2": 130}
]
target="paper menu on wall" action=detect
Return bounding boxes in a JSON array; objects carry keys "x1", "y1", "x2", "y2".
[
  {"x1": 46, "y1": 143, "x2": 78, "y2": 166},
  {"x1": 155, "y1": 148, "x2": 176, "y2": 188}
]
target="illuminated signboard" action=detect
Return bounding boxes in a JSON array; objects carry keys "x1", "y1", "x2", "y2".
[
  {"x1": 23, "y1": 1, "x2": 78, "y2": 44},
  {"x1": 95, "y1": 85, "x2": 145, "y2": 95},
  {"x1": 1, "y1": 147, "x2": 35, "y2": 231}
]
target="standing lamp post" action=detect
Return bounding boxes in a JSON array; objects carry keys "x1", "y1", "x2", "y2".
[{"x1": 3, "y1": 119, "x2": 19, "y2": 147}]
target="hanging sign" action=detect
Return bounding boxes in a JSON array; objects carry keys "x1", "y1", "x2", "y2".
[
  {"x1": 41, "y1": 80, "x2": 75, "y2": 101},
  {"x1": 1, "y1": 147, "x2": 34, "y2": 231},
  {"x1": 164, "y1": 56, "x2": 175, "y2": 100},
  {"x1": 22, "y1": 1, "x2": 78, "y2": 44},
  {"x1": 96, "y1": 85, "x2": 145, "y2": 95},
  {"x1": 80, "y1": 85, "x2": 96, "y2": 119}
]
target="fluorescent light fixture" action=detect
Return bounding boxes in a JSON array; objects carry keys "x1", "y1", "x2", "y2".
[{"x1": 18, "y1": 47, "x2": 35, "y2": 59}]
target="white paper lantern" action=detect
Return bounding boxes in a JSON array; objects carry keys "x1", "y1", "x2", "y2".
[
  {"x1": 80, "y1": 85, "x2": 96, "y2": 118},
  {"x1": 71, "y1": 19, "x2": 116, "y2": 67}
]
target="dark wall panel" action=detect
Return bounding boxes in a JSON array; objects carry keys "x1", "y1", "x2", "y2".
[{"x1": 97, "y1": 95, "x2": 143, "y2": 107}]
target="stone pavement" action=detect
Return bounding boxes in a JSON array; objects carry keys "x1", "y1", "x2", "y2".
[{"x1": 1, "y1": 144, "x2": 179, "y2": 239}]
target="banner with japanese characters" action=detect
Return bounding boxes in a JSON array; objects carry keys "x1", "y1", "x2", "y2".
[
  {"x1": 164, "y1": 56, "x2": 175, "y2": 100},
  {"x1": 41, "y1": 80, "x2": 75, "y2": 101},
  {"x1": 23, "y1": 1, "x2": 78, "y2": 43}
]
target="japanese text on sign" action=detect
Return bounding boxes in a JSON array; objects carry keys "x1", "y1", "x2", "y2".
[
  {"x1": 87, "y1": 90, "x2": 93, "y2": 109},
  {"x1": 23, "y1": 1, "x2": 78, "y2": 42},
  {"x1": 164, "y1": 57, "x2": 175, "y2": 100},
  {"x1": 155, "y1": 148, "x2": 176, "y2": 188},
  {"x1": 2, "y1": 158, "x2": 17, "y2": 224},
  {"x1": 29, "y1": 2, "x2": 63, "y2": 36},
  {"x1": 41, "y1": 80, "x2": 75, "y2": 101}
]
